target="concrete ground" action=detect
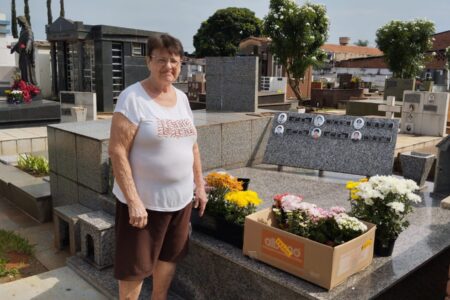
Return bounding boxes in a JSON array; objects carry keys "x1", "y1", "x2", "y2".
[{"x1": 0, "y1": 195, "x2": 107, "y2": 299}]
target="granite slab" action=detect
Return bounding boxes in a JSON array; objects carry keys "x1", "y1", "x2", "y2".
[{"x1": 263, "y1": 113, "x2": 399, "y2": 176}]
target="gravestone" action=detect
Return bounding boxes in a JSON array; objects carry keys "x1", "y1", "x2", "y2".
[
  {"x1": 433, "y1": 136, "x2": 450, "y2": 198},
  {"x1": 378, "y1": 96, "x2": 402, "y2": 119},
  {"x1": 384, "y1": 78, "x2": 415, "y2": 101},
  {"x1": 60, "y1": 91, "x2": 97, "y2": 122},
  {"x1": 206, "y1": 56, "x2": 258, "y2": 112},
  {"x1": 401, "y1": 91, "x2": 449, "y2": 136},
  {"x1": 338, "y1": 73, "x2": 352, "y2": 89},
  {"x1": 0, "y1": 100, "x2": 60, "y2": 127},
  {"x1": 263, "y1": 113, "x2": 399, "y2": 176}
]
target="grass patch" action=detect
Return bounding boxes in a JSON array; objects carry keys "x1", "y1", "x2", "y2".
[
  {"x1": 17, "y1": 154, "x2": 49, "y2": 176},
  {"x1": 0, "y1": 229, "x2": 35, "y2": 278}
]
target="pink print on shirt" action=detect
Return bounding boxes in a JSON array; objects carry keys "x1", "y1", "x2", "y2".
[{"x1": 157, "y1": 118, "x2": 197, "y2": 138}]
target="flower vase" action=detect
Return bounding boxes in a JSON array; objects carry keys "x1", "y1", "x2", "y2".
[
  {"x1": 374, "y1": 238, "x2": 397, "y2": 256},
  {"x1": 190, "y1": 208, "x2": 244, "y2": 248},
  {"x1": 237, "y1": 178, "x2": 250, "y2": 191}
]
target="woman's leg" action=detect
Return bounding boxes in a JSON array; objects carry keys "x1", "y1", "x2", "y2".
[
  {"x1": 151, "y1": 260, "x2": 176, "y2": 300},
  {"x1": 119, "y1": 279, "x2": 144, "y2": 300}
]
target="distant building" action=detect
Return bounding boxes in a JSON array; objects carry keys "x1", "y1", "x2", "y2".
[
  {"x1": 0, "y1": 10, "x2": 17, "y2": 89},
  {"x1": 238, "y1": 36, "x2": 312, "y2": 100},
  {"x1": 314, "y1": 37, "x2": 386, "y2": 88},
  {"x1": 321, "y1": 37, "x2": 383, "y2": 63},
  {"x1": 46, "y1": 17, "x2": 162, "y2": 112},
  {"x1": 423, "y1": 30, "x2": 450, "y2": 91},
  {"x1": 320, "y1": 31, "x2": 450, "y2": 91},
  {"x1": 178, "y1": 57, "x2": 205, "y2": 82}
]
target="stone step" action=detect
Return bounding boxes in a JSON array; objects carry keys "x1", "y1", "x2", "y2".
[
  {"x1": 54, "y1": 203, "x2": 94, "y2": 255},
  {"x1": 67, "y1": 256, "x2": 185, "y2": 300}
]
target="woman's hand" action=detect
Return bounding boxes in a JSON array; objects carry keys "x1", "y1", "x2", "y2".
[
  {"x1": 194, "y1": 187, "x2": 208, "y2": 217},
  {"x1": 128, "y1": 201, "x2": 148, "y2": 229}
]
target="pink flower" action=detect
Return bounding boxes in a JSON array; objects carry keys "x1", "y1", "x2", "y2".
[{"x1": 280, "y1": 194, "x2": 304, "y2": 211}]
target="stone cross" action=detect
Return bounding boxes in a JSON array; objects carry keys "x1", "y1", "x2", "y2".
[{"x1": 378, "y1": 96, "x2": 402, "y2": 119}]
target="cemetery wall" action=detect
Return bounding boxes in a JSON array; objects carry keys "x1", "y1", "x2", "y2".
[{"x1": 48, "y1": 115, "x2": 272, "y2": 208}]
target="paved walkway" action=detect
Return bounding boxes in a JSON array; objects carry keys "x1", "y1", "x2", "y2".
[
  {"x1": 0, "y1": 127, "x2": 47, "y2": 156},
  {"x1": 0, "y1": 195, "x2": 106, "y2": 299}
]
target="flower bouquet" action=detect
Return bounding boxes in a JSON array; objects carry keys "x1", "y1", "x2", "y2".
[
  {"x1": 191, "y1": 172, "x2": 263, "y2": 248},
  {"x1": 5, "y1": 73, "x2": 40, "y2": 104},
  {"x1": 272, "y1": 193, "x2": 368, "y2": 246},
  {"x1": 346, "y1": 176, "x2": 421, "y2": 256}
]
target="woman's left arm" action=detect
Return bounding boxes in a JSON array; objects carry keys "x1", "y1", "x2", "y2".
[{"x1": 193, "y1": 142, "x2": 207, "y2": 216}]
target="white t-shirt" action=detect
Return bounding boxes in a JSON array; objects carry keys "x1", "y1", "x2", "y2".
[{"x1": 112, "y1": 82, "x2": 197, "y2": 211}]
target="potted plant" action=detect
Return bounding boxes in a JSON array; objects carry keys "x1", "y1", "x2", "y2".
[
  {"x1": 191, "y1": 172, "x2": 263, "y2": 248},
  {"x1": 272, "y1": 193, "x2": 368, "y2": 246},
  {"x1": 346, "y1": 176, "x2": 421, "y2": 256}
]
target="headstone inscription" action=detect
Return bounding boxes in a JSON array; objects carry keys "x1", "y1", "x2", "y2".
[
  {"x1": 60, "y1": 91, "x2": 97, "y2": 122},
  {"x1": 263, "y1": 113, "x2": 399, "y2": 176},
  {"x1": 401, "y1": 91, "x2": 449, "y2": 136}
]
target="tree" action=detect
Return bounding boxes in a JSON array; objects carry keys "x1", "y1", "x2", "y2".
[
  {"x1": 11, "y1": 0, "x2": 18, "y2": 38},
  {"x1": 354, "y1": 39, "x2": 369, "y2": 47},
  {"x1": 24, "y1": 0, "x2": 30, "y2": 26},
  {"x1": 60, "y1": 0, "x2": 65, "y2": 17},
  {"x1": 193, "y1": 7, "x2": 262, "y2": 57},
  {"x1": 375, "y1": 19, "x2": 435, "y2": 78},
  {"x1": 47, "y1": 0, "x2": 52, "y2": 25},
  {"x1": 264, "y1": 0, "x2": 329, "y2": 102}
]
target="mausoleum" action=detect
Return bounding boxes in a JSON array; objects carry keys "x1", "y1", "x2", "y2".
[{"x1": 46, "y1": 17, "x2": 162, "y2": 112}]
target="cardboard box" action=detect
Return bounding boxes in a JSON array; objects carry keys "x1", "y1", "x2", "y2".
[{"x1": 243, "y1": 208, "x2": 376, "y2": 290}]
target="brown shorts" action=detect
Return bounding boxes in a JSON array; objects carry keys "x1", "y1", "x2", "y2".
[{"x1": 114, "y1": 200, "x2": 192, "y2": 281}]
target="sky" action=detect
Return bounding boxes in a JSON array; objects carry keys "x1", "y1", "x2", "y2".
[{"x1": 1, "y1": 0, "x2": 449, "y2": 52}]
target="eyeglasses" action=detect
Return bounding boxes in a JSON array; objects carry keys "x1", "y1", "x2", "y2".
[{"x1": 150, "y1": 56, "x2": 181, "y2": 67}]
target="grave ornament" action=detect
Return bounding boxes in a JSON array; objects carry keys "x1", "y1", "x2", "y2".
[{"x1": 10, "y1": 16, "x2": 36, "y2": 85}]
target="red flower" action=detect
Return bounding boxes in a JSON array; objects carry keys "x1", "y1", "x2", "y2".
[{"x1": 10, "y1": 79, "x2": 40, "y2": 102}]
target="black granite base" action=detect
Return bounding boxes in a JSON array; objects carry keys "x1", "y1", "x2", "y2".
[
  {"x1": 0, "y1": 99, "x2": 60, "y2": 128},
  {"x1": 67, "y1": 255, "x2": 184, "y2": 300}
]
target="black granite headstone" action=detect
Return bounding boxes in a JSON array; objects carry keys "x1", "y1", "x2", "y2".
[{"x1": 263, "y1": 113, "x2": 399, "y2": 176}]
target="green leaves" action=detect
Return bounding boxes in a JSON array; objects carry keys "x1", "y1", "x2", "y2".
[
  {"x1": 193, "y1": 7, "x2": 263, "y2": 57},
  {"x1": 375, "y1": 19, "x2": 435, "y2": 78},
  {"x1": 17, "y1": 154, "x2": 49, "y2": 177},
  {"x1": 264, "y1": 1, "x2": 329, "y2": 101}
]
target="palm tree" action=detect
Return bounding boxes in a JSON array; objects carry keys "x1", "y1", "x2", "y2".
[
  {"x1": 47, "y1": 0, "x2": 52, "y2": 24},
  {"x1": 11, "y1": 0, "x2": 18, "y2": 38},
  {"x1": 60, "y1": 0, "x2": 65, "y2": 17},
  {"x1": 24, "y1": 0, "x2": 30, "y2": 26}
]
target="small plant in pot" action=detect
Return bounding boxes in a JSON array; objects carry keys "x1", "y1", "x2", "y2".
[
  {"x1": 192, "y1": 172, "x2": 262, "y2": 247},
  {"x1": 346, "y1": 176, "x2": 421, "y2": 256}
]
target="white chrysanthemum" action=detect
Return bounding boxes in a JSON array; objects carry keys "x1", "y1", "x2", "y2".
[
  {"x1": 364, "y1": 198, "x2": 374, "y2": 205},
  {"x1": 335, "y1": 213, "x2": 367, "y2": 232},
  {"x1": 387, "y1": 201, "x2": 405, "y2": 214},
  {"x1": 407, "y1": 192, "x2": 422, "y2": 203},
  {"x1": 404, "y1": 179, "x2": 419, "y2": 192}
]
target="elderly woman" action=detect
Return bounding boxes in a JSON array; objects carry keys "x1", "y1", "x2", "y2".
[{"x1": 109, "y1": 34, "x2": 207, "y2": 300}]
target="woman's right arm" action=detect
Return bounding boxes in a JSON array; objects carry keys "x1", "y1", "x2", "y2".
[{"x1": 109, "y1": 112, "x2": 148, "y2": 228}]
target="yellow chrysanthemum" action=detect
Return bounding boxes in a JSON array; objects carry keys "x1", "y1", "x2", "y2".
[
  {"x1": 351, "y1": 189, "x2": 360, "y2": 200},
  {"x1": 224, "y1": 190, "x2": 263, "y2": 208},
  {"x1": 205, "y1": 172, "x2": 243, "y2": 191}
]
